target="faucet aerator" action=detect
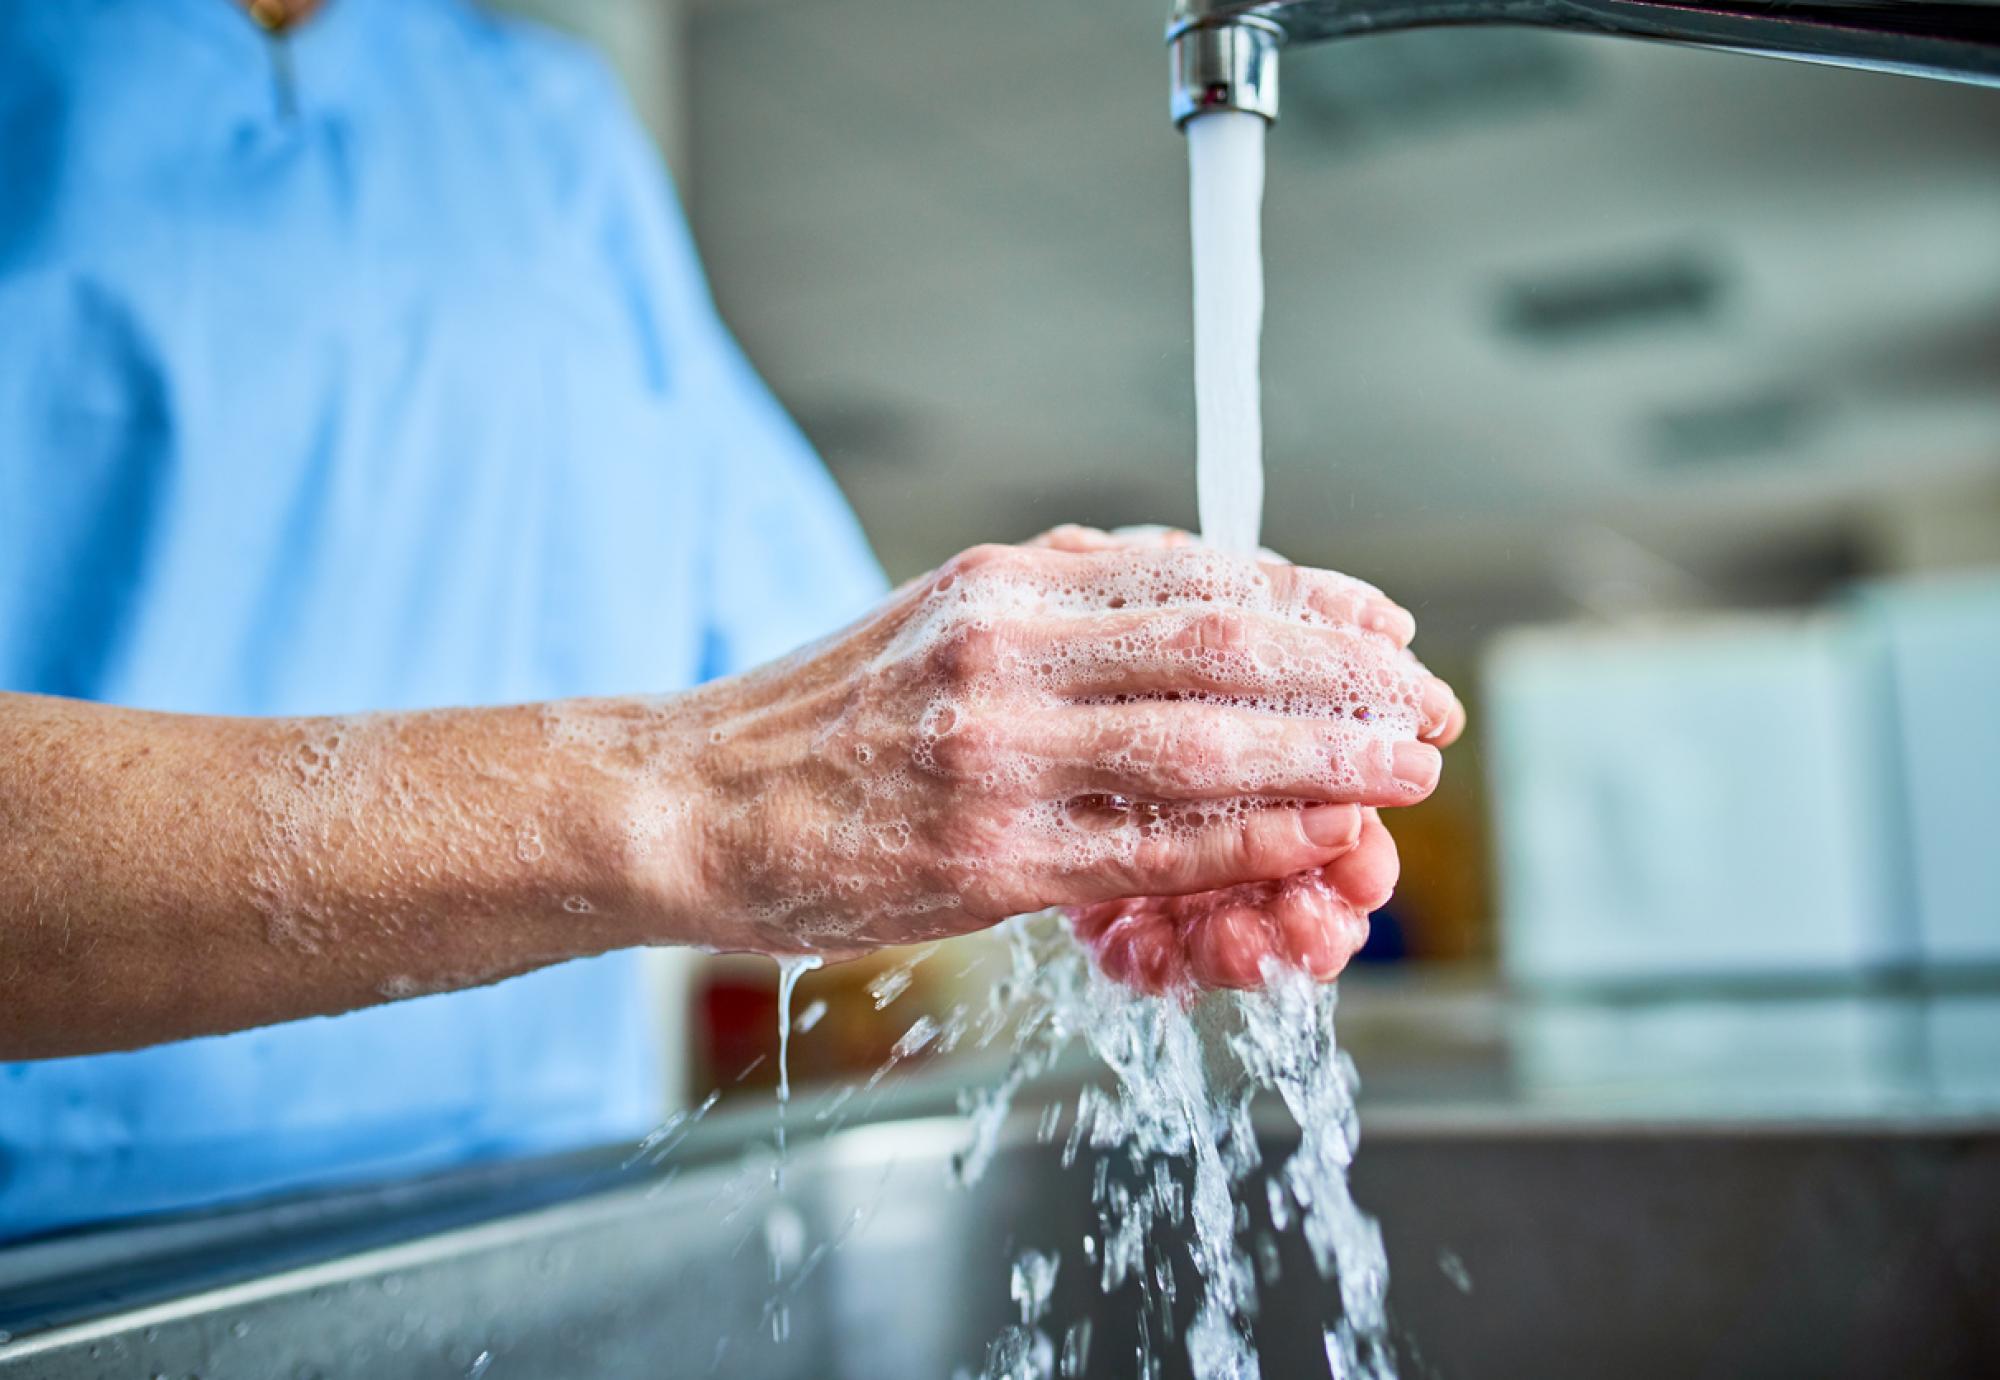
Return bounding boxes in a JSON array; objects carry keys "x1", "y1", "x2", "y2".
[{"x1": 1168, "y1": 0, "x2": 2000, "y2": 131}]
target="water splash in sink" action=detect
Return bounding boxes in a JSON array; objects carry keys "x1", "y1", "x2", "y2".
[
  {"x1": 955, "y1": 915, "x2": 1397, "y2": 1380},
  {"x1": 973, "y1": 1248, "x2": 1063, "y2": 1379}
]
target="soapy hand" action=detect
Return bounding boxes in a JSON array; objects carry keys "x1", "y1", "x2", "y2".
[
  {"x1": 617, "y1": 528, "x2": 1460, "y2": 962},
  {"x1": 1027, "y1": 525, "x2": 1464, "y2": 994}
]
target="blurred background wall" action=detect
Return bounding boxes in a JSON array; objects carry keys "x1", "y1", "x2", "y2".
[{"x1": 497, "y1": 0, "x2": 2000, "y2": 1095}]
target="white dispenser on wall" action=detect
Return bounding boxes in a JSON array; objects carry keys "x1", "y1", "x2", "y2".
[
  {"x1": 1486, "y1": 612, "x2": 1905, "y2": 987},
  {"x1": 1488, "y1": 573, "x2": 2000, "y2": 989}
]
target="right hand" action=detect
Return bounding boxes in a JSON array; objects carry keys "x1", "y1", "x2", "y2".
[{"x1": 609, "y1": 537, "x2": 1456, "y2": 959}]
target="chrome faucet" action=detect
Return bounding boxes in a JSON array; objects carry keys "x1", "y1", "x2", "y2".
[{"x1": 1169, "y1": 0, "x2": 2000, "y2": 125}]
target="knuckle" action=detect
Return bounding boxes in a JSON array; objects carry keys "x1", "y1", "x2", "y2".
[
  {"x1": 1187, "y1": 610, "x2": 1251, "y2": 653},
  {"x1": 929, "y1": 718, "x2": 999, "y2": 780},
  {"x1": 1162, "y1": 719, "x2": 1224, "y2": 782},
  {"x1": 951, "y1": 543, "x2": 1018, "y2": 577},
  {"x1": 1035, "y1": 524, "x2": 1103, "y2": 552},
  {"x1": 1231, "y1": 812, "x2": 1269, "y2": 869},
  {"x1": 1260, "y1": 560, "x2": 1301, "y2": 601},
  {"x1": 932, "y1": 624, "x2": 1003, "y2": 684},
  {"x1": 1288, "y1": 567, "x2": 1368, "y2": 624},
  {"x1": 1240, "y1": 812, "x2": 1288, "y2": 864},
  {"x1": 1314, "y1": 589, "x2": 1364, "y2": 628},
  {"x1": 954, "y1": 875, "x2": 1013, "y2": 922},
  {"x1": 1129, "y1": 834, "x2": 1180, "y2": 882}
]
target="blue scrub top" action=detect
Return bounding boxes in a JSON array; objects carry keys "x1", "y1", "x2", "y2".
[{"x1": 0, "y1": 0, "x2": 885, "y2": 1241}]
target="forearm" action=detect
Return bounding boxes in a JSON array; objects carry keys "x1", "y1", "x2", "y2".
[{"x1": 0, "y1": 692, "x2": 699, "y2": 1058}]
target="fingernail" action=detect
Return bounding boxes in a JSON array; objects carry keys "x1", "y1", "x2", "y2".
[
  {"x1": 1420, "y1": 678, "x2": 1454, "y2": 736},
  {"x1": 1363, "y1": 600, "x2": 1416, "y2": 645},
  {"x1": 1392, "y1": 741, "x2": 1441, "y2": 793},
  {"x1": 1301, "y1": 803, "x2": 1362, "y2": 850}
]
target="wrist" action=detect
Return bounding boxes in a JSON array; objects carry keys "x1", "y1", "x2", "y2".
[{"x1": 543, "y1": 695, "x2": 720, "y2": 952}]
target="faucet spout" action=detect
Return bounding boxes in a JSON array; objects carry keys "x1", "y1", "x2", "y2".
[
  {"x1": 1169, "y1": 0, "x2": 2000, "y2": 126},
  {"x1": 1172, "y1": 15, "x2": 1282, "y2": 124}
]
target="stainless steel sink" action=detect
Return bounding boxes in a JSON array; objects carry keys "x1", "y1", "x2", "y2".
[{"x1": 2, "y1": 1095, "x2": 1995, "y2": 1379}]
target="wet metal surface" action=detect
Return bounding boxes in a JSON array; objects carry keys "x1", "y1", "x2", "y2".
[{"x1": 2, "y1": 1100, "x2": 1995, "y2": 1379}]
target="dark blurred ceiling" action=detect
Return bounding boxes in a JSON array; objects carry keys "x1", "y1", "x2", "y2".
[{"x1": 684, "y1": 0, "x2": 2000, "y2": 633}]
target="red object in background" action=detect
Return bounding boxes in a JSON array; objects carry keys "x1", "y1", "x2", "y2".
[
  {"x1": 700, "y1": 975, "x2": 779, "y2": 1088},
  {"x1": 692, "y1": 956, "x2": 929, "y2": 1097}
]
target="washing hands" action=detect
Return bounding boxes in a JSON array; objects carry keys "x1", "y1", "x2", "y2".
[
  {"x1": 633, "y1": 523, "x2": 1462, "y2": 990},
  {"x1": 1, "y1": 526, "x2": 1460, "y2": 1057}
]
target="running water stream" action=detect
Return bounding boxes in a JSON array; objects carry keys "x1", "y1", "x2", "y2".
[
  {"x1": 1180, "y1": 103, "x2": 1395, "y2": 1380},
  {"x1": 1188, "y1": 110, "x2": 1267, "y2": 559}
]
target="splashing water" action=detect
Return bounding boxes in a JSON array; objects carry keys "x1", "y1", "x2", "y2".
[
  {"x1": 1060, "y1": 1318, "x2": 1092, "y2": 1379},
  {"x1": 955, "y1": 915, "x2": 1398, "y2": 1380},
  {"x1": 1188, "y1": 110, "x2": 1267, "y2": 559},
  {"x1": 973, "y1": 1249, "x2": 1063, "y2": 1380},
  {"x1": 1235, "y1": 958, "x2": 1393, "y2": 1376},
  {"x1": 869, "y1": 942, "x2": 938, "y2": 1010},
  {"x1": 625, "y1": 1088, "x2": 720, "y2": 1172},
  {"x1": 639, "y1": 926, "x2": 1391, "y2": 1369}
]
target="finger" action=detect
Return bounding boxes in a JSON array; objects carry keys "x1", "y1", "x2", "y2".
[
  {"x1": 1033, "y1": 707, "x2": 1443, "y2": 806},
  {"x1": 1094, "y1": 801, "x2": 1368, "y2": 902},
  {"x1": 1186, "y1": 899, "x2": 1281, "y2": 990},
  {"x1": 1266, "y1": 871, "x2": 1371, "y2": 980},
  {"x1": 1026, "y1": 525, "x2": 1194, "y2": 554},
  {"x1": 1430, "y1": 689, "x2": 1468, "y2": 748},
  {"x1": 1323, "y1": 809, "x2": 1400, "y2": 913},
  {"x1": 1418, "y1": 675, "x2": 1465, "y2": 745},
  {"x1": 1111, "y1": 525, "x2": 1197, "y2": 549},
  {"x1": 1005, "y1": 608, "x2": 1416, "y2": 709},
  {"x1": 1076, "y1": 904, "x2": 1188, "y2": 993},
  {"x1": 1261, "y1": 562, "x2": 1414, "y2": 648},
  {"x1": 1008, "y1": 546, "x2": 1416, "y2": 649},
  {"x1": 1063, "y1": 895, "x2": 1134, "y2": 945},
  {"x1": 1075, "y1": 871, "x2": 1371, "y2": 994},
  {"x1": 1026, "y1": 525, "x2": 1116, "y2": 554}
]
